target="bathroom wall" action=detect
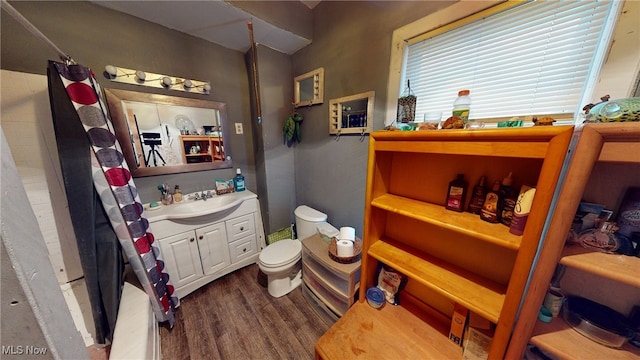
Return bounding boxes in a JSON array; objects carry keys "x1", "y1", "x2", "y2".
[
  {"x1": 289, "y1": 0, "x2": 639, "y2": 238},
  {"x1": 0, "y1": 1, "x2": 254, "y2": 202},
  {"x1": 246, "y1": 45, "x2": 297, "y2": 234},
  {"x1": 290, "y1": 1, "x2": 455, "y2": 236}
]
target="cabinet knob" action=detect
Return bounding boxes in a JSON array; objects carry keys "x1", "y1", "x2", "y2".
[
  {"x1": 199, "y1": 235, "x2": 204, "y2": 240},
  {"x1": 190, "y1": 238, "x2": 195, "y2": 242},
  {"x1": 240, "y1": 226, "x2": 244, "y2": 231},
  {"x1": 243, "y1": 248, "x2": 247, "y2": 252}
]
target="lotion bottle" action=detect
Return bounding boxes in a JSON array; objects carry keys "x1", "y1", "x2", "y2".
[
  {"x1": 445, "y1": 174, "x2": 468, "y2": 212},
  {"x1": 173, "y1": 185, "x2": 183, "y2": 202},
  {"x1": 480, "y1": 180, "x2": 502, "y2": 223},
  {"x1": 499, "y1": 172, "x2": 515, "y2": 226},
  {"x1": 510, "y1": 185, "x2": 536, "y2": 235},
  {"x1": 467, "y1": 176, "x2": 487, "y2": 214}
]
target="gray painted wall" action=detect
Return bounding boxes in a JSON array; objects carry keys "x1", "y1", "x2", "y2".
[
  {"x1": 1, "y1": 1, "x2": 255, "y2": 203},
  {"x1": 291, "y1": 1, "x2": 454, "y2": 236},
  {"x1": 246, "y1": 45, "x2": 297, "y2": 235},
  {"x1": 1, "y1": 0, "x2": 455, "y2": 238}
]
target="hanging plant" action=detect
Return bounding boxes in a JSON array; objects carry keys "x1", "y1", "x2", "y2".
[{"x1": 283, "y1": 112, "x2": 303, "y2": 147}]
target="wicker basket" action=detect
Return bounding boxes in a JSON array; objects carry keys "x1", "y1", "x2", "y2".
[
  {"x1": 267, "y1": 226, "x2": 293, "y2": 245},
  {"x1": 328, "y1": 237, "x2": 362, "y2": 264}
]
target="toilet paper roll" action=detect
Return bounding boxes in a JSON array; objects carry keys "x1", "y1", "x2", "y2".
[
  {"x1": 339, "y1": 227, "x2": 356, "y2": 242},
  {"x1": 336, "y1": 240, "x2": 354, "y2": 257}
]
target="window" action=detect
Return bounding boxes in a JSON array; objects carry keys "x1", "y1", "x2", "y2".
[{"x1": 400, "y1": 1, "x2": 619, "y2": 124}]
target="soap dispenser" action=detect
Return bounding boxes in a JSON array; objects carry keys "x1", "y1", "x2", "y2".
[
  {"x1": 173, "y1": 185, "x2": 183, "y2": 202},
  {"x1": 234, "y1": 168, "x2": 246, "y2": 192}
]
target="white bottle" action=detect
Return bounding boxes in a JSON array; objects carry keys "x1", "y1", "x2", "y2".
[
  {"x1": 452, "y1": 90, "x2": 471, "y2": 123},
  {"x1": 453, "y1": 90, "x2": 482, "y2": 129}
]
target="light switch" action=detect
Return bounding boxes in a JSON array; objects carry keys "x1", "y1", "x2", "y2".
[{"x1": 235, "y1": 123, "x2": 243, "y2": 134}]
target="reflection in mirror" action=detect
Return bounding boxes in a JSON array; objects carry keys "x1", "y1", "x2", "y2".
[
  {"x1": 105, "y1": 89, "x2": 232, "y2": 177},
  {"x1": 294, "y1": 67, "x2": 324, "y2": 107}
]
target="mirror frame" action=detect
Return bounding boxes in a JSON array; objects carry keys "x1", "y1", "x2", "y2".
[
  {"x1": 104, "y1": 88, "x2": 232, "y2": 177},
  {"x1": 294, "y1": 67, "x2": 324, "y2": 107}
]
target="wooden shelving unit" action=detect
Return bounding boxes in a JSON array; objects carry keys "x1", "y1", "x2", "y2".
[
  {"x1": 315, "y1": 126, "x2": 574, "y2": 360},
  {"x1": 506, "y1": 122, "x2": 640, "y2": 359},
  {"x1": 180, "y1": 135, "x2": 224, "y2": 164},
  {"x1": 531, "y1": 319, "x2": 639, "y2": 360}
]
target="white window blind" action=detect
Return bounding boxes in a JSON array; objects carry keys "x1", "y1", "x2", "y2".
[{"x1": 403, "y1": 1, "x2": 614, "y2": 122}]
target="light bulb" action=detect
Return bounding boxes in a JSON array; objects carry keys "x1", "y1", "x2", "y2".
[
  {"x1": 135, "y1": 70, "x2": 146, "y2": 81},
  {"x1": 105, "y1": 65, "x2": 117, "y2": 77},
  {"x1": 162, "y1": 76, "x2": 172, "y2": 87},
  {"x1": 183, "y1": 79, "x2": 193, "y2": 89},
  {"x1": 203, "y1": 83, "x2": 211, "y2": 92}
]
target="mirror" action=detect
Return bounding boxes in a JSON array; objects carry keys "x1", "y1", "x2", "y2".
[
  {"x1": 294, "y1": 67, "x2": 324, "y2": 107},
  {"x1": 105, "y1": 88, "x2": 232, "y2": 177}
]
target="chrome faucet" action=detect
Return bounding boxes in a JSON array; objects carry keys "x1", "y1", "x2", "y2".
[{"x1": 192, "y1": 190, "x2": 213, "y2": 201}]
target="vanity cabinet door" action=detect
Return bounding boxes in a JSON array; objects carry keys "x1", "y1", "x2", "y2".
[
  {"x1": 158, "y1": 230, "x2": 204, "y2": 289},
  {"x1": 196, "y1": 222, "x2": 231, "y2": 276}
]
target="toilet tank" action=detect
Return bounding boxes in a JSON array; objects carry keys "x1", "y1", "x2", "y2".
[{"x1": 294, "y1": 205, "x2": 328, "y2": 240}]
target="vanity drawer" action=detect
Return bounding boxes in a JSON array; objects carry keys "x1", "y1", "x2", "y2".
[
  {"x1": 225, "y1": 214, "x2": 255, "y2": 243},
  {"x1": 228, "y1": 235, "x2": 257, "y2": 263},
  {"x1": 302, "y1": 263, "x2": 356, "y2": 316}
]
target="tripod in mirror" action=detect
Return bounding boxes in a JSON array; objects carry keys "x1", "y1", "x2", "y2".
[{"x1": 142, "y1": 132, "x2": 166, "y2": 167}]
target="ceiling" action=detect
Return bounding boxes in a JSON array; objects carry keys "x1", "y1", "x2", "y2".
[{"x1": 94, "y1": 1, "x2": 320, "y2": 55}]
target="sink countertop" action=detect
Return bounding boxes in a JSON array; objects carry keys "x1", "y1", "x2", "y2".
[{"x1": 143, "y1": 190, "x2": 257, "y2": 222}]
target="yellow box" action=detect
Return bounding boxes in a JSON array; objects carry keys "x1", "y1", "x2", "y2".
[{"x1": 449, "y1": 303, "x2": 468, "y2": 346}]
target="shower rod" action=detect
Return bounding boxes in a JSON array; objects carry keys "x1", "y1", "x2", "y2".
[{"x1": 1, "y1": 0, "x2": 75, "y2": 64}]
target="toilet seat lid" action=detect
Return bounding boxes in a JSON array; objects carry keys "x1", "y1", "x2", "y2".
[{"x1": 259, "y1": 239, "x2": 301, "y2": 267}]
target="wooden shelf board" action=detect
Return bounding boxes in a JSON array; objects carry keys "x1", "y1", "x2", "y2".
[
  {"x1": 372, "y1": 193, "x2": 522, "y2": 250},
  {"x1": 531, "y1": 317, "x2": 640, "y2": 360},
  {"x1": 315, "y1": 301, "x2": 461, "y2": 360},
  {"x1": 599, "y1": 142, "x2": 640, "y2": 163},
  {"x1": 559, "y1": 245, "x2": 640, "y2": 288},
  {"x1": 368, "y1": 239, "x2": 505, "y2": 323},
  {"x1": 374, "y1": 140, "x2": 548, "y2": 158}
]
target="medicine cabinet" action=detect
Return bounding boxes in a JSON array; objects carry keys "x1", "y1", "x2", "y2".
[
  {"x1": 294, "y1": 67, "x2": 324, "y2": 107},
  {"x1": 328, "y1": 91, "x2": 374, "y2": 135}
]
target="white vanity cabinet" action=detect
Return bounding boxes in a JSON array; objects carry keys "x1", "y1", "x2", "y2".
[{"x1": 148, "y1": 191, "x2": 265, "y2": 298}]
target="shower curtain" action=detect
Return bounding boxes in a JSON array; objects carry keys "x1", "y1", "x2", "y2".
[{"x1": 47, "y1": 62, "x2": 178, "y2": 339}]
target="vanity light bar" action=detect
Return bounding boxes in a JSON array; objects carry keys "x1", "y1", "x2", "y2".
[{"x1": 104, "y1": 65, "x2": 211, "y2": 94}]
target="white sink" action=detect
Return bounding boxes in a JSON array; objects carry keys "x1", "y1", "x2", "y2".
[{"x1": 143, "y1": 190, "x2": 256, "y2": 221}]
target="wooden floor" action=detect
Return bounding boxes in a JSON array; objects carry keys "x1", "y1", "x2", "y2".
[{"x1": 160, "y1": 264, "x2": 330, "y2": 360}]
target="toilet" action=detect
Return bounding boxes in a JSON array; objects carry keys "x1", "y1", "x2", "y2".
[{"x1": 258, "y1": 205, "x2": 329, "y2": 298}]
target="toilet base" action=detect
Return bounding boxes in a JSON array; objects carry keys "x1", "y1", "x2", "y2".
[{"x1": 267, "y1": 267, "x2": 302, "y2": 298}]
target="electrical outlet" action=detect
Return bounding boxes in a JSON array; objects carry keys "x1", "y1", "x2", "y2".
[{"x1": 235, "y1": 123, "x2": 243, "y2": 134}]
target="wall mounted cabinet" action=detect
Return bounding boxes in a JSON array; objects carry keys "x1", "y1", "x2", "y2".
[
  {"x1": 507, "y1": 122, "x2": 640, "y2": 359},
  {"x1": 315, "y1": 126, "x2": 574, "y2": 359},
  {"x1": 328, "y1": 91, "x2": 374, "y2": 136}
]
